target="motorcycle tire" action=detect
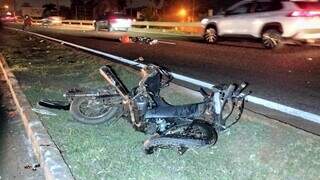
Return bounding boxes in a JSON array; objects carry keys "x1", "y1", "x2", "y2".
[
  {"x1": 70, "y1": 96, "x2": 121, "y2": 124},
  {"x1": 143, "y1": 121, "x2": 217, "y2": 154}
]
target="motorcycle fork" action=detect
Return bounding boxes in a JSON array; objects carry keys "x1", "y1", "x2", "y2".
[
  {"x1": 212, "y1": 84, "x2": 236, "y2": 131},
  {"x1": 212, "y1": 92, "x2": 225, "y2": 130},
  {"x1": 99, "y1": 66, "x2": 142, "y2": 127}
]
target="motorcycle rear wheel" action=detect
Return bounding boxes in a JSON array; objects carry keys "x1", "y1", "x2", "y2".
[
  {"x1": 70, "y1": 96, "x2": 121, "y2": 124},
  {"x1": 144, "y1": 120, "x2": 217, "y2": 154}
]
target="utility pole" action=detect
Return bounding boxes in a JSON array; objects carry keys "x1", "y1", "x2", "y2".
[
  {"x1": 12, "y1": 0, "x2": 16, "y2": 15},
  {"x1": 130, "y1": 0, "x2": 133, "y2": 16},
  {"x1": 192, "y1": 0, "x2": 195, "y2": 22}
]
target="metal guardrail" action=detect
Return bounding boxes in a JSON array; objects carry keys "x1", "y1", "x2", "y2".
[
  {"x1": 132, "y1": 21, "x2": 201, "y2": 29},
  {"x1": 15, "y1": 19, "x2": 202, "y2": 32},
  {"x1": 59, "y1": 20, "x2": 201, "y2": 29},
  {"x1": 62, "y1": 20, "x2": 94, "y2": 26}
]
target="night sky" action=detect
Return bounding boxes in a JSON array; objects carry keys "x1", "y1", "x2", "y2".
[
  {"x1": 18, "y1": 0, "x2": 71, "y2": 8},
  {"x1": 0, "y1": 0, "x2": 71, "y2": 10}
]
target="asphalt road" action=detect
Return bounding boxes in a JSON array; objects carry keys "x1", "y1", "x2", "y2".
[{"x1": 5, "y1": 26, "x2": 320, "y2": 132}]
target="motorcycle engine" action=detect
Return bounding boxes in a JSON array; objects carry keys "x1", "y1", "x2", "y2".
[{"x1": 134, "y1": 95, "x2": 148, "y2": 116}]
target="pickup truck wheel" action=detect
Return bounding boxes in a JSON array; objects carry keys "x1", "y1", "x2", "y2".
[
  {"x1": 262, "y1": 29, "x2": 283, "y2": 49},
  {"x1": 204, "y1": 27, "x2": 218, "y2": 44}
]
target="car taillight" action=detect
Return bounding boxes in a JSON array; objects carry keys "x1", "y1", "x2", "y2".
[
  {"x1": 109, "y1": 18, "x2": 118, "y2": 23},
  {"x1": 288, "y1": 10, "x2": 320, "y2": 17}
]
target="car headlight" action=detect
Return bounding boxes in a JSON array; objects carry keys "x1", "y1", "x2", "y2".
[{"x1": 201, "y1": 18, "x2": 209, "y2": 25}]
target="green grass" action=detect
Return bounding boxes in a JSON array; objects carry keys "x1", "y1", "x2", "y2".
[{"x1": 1, "y1": 29, "x2": 320, "y2": 180}]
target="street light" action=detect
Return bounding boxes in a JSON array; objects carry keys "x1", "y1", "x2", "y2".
[
  {"x1": 178, "y1": 8, "x2": 187, "y2": 17},
  {"x1": 4, "y1": 5, "x2": 9, "y2": 9}
]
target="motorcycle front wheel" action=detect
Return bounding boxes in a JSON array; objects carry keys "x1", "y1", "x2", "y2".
[{"x1": 70, "y1": 96, "x2": 121, "y2": 124}]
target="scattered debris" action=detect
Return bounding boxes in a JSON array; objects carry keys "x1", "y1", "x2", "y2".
[
  {"x1": 132, "y1": 36, "x2": 175, "y2": 45},
  {"x1": 32, "y1": 47, "x2": 41, "y2": 50},
  {"x1": 118, "y1": 35, "x2": 177, "y2": 46},
  {"x1": 119, "y1": 35, "x2": 131, "y2": 44},
  {"x1": 39, "y1": 40, "x2": 44, "y2": 43},
  {"x1": 158, "y1": 40, "x2": 176, "y2": 45},
  {"x1": 149, "y1": 39, "x2": 159, "y2": 45},
  {"x1": 24, "y1": 163, "x2": 40, "y2": 171},
  {"x1": 131, "y1": 36, "x2": 157, "y2": 45},
  {"x1": 24, "y1": 165, "x2": 32, "y2": 169},
  {"x1": 31, "y1": 108, "x2": 57, "y2": 116}
]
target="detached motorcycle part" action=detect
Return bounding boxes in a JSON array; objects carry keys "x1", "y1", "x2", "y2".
[
  {"x1": 38, "y1": 99, "x2": 70, "y2": 110},
  {"x1": 143, "y1": 121, "x2": 217, "y2": 154}
]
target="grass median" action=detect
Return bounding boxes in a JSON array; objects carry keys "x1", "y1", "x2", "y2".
[{"x1": 1, "y1": 28, "x2": 320, "y2": 180}]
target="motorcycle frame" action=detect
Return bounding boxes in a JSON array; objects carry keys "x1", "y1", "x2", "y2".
[{"x1": 99, "y1": 65, "x2": 242, "y2": 130}]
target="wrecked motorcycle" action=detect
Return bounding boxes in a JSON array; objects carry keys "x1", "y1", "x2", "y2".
[{"x1": 62, "y1": 59, "x2": 249, "y2": 154}]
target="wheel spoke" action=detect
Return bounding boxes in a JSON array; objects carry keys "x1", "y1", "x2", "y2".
[
  {"x1": 205, "y1": 28, "x2": 217, "y2": 43},
  {"x1": 78, "y1": 98, "x2": 112, "y2": 119}
]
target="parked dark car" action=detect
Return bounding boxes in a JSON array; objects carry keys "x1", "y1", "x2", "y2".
[{"x1": 94, "y1": 12, "x2": 132, "y2": 32}]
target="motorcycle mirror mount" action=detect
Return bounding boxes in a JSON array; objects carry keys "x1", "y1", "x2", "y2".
[
  {"x1": 138, "y1": 57, "x2": 144, "y2": 62},
  {"x1": 132, "y1": 57, "x2": 144, "y2": 62}
]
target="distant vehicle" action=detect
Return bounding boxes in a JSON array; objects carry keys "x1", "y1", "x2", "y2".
[
  {"x1": 201, "y1": 0, "x2": 320, "y2": 49},
  {"x1": 0, "y1": 14, "x2": 17, "y2": 23},
  {"x1": 94, "y1": 12, "x2": 132, "y2": 32},
  {"x1": 41, "y1": 16, "x2": 63, "y2": 26}
]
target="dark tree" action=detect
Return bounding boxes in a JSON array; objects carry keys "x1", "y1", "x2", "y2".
[
  {"x1": 21, "y1": 2, "x2": 32, "y2": 7},
  {"x1": 42, "y1": 3, "x2": 58, "y2": 17},
  {"x1": 70, "y1": 0, "x2": 85, "y2": 19},
  {"x1": 59, "y1": 6, "x2": 71, "y2": 19},
  {"x1": 118, "y1": 0, "x2": 127, "y2": 10}
]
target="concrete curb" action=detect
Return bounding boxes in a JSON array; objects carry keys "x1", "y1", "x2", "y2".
[{"x1": 0, "y1": 54, "x2": 74, "y2": 180}]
